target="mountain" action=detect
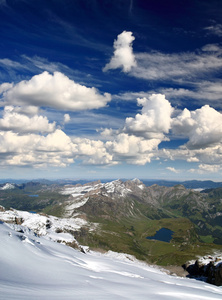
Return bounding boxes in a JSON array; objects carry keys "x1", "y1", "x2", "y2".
[
  {"x1": 1, "y1": 177, "x2": 222, "y2": 189},
  {"x1": 1, "y1": 221, "x2": 222, "y2": 299},
  {"x1": 142, "y1": 179, "x2": 222, "y2": 189},
  {"x1": 1, "y1": 179, "x2": 222, "y2": 270}
]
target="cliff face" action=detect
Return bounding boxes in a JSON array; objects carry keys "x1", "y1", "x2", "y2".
[{"x1": 183, "y1": 255, "x2": 222, "y2": 286}]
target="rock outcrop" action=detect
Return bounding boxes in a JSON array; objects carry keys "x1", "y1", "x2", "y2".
[{"x1": 183, "y1": 254, "x2": 222, "y2": 286}]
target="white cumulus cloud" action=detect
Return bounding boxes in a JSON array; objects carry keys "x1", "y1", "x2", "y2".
[
  {"x1": 1, "y1": 71, "x2": 111, "y2": 111},
  {"x1": 64, "y1": 113, "x2": 70, "y2": 123},
  {"x1": 106, "y1": 133, "x2": 160, "y2": 165},
  {"x1": 0, "y1": 82, "x2": 13, "y2": 94},
  {"x1": 103, "y1": 31, "x2": 136, "y2": 73},
  {"x1": 123, "y1": 94, "x2": 173, "y2": 139},
  {"x1": 172, "y1": 105, "x2": 222, "y2": 149},
  {"x1": 0, "y1": 106, "x2": 55, "y2": 133},
  {"x1": 73, "y1": 137, "x2": 114, "y2": 165}
]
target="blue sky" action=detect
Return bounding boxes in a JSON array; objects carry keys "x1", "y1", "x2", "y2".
[{"x1": 0, "y1": 0, "x2": 222, "y2": 181}]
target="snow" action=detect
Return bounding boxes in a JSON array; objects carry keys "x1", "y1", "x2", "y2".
[
  {"x1": 0, "y1": 208, "x2": 88, "y2": 243},
  {"x1": 104, "y1": 180, "x2": 132, "y2": 196},
  {"x1": 0, "y1": 222, "x2": 222, "y2": 300},
  {"x1": 60, "y1": 183, "x2": 102, "y2": 214},
  {"x1": 57, "y1": 180, "x2": 134, "y2": 217},
  {"x1": 193, "y1": 188, "x2": 205, "y2": 192},
  {"x1": 138, "y1": 184, "x2": 145, "y2": 190},
  {"x1": 197, "y1": 254, "x2": 222, "y2": 268},
  {"x1": 60, "y1": 183, "x2": 102, "y2": 197},
  {"x1": 0, "y1": 183, "x2": 15, "y2": 190}
]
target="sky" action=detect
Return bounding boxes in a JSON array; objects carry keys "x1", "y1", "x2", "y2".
[{"x1": 0, "y1": 0, "x2": 222, "y2": 181}]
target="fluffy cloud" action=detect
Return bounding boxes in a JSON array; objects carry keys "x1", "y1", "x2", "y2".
[
  {"x1": 103, "y1": 94, "x2": 222, "y2": 169},
  {"x1": 100, "y1": 95, "x2": 169, "y2": 165},
  {"x1": 8, "y1": 105, "x2": 39, "y2": 116},
  {"x1": 36, "y1": 129, "x2": 75, "y2": 153},
  {"x1": 0, "y1": 106, "x2": 55, "y2": 133},
  {"x1": 103, "y1": 31, "x2": 136, "y2": 73},
  {"x1": 123, "y1": 94, "x2": 173, "y2": 139},
  {"x1": 64, "y1": 113, "x2": 70, "y2": 123},
  {"x1": 189, "y1": 163, "x2": 221, "y2": 174},
  {"x1": 1, "y1": 87, "x2": 222, "y2": 171},
  {"x1": 166, "y1": 167, "x2": 179, "y2": 173},
  {"x1": 0, "y1": 129, "x2": 114, "y2": 168},
  {"x1": 106, "y1": 133, "x2": 160, "y2": 165},
  {"x1": 0, "y1": 82, "x2": 13, "y2": 94},
  {"x1": 198, "y1": 164, "x2": 221, "y2": 173},
  {"x1": 202, "y1": 44, "x2": 222, "y2": 52},
  {"x1": 73, "y1": 137, "x2": 114, "y2": 165},
  {"x1": 1, "y1": 71, "x2": 111, "y2": 111},
  {"x1": 172, "y1": 105, "x2": 222, "y2": 149},
  {"x1": 0, "y1": 129, "x2": 75, "y2": 167}
]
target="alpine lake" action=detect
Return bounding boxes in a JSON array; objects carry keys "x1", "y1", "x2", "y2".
[{"x1": 146, "y1": 228, "x2": 174, "y2": 243}]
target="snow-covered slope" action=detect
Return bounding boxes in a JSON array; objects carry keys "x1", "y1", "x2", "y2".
[
  {"x1": 1, "y1": 222, "x2": 222, "y2": 300},
  {"x1": 0, "y1": 207, "x2": 91, "y2": 244}
]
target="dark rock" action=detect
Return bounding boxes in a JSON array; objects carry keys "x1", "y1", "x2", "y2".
[
  {"x1": 0, "y1": 205, "x2": 5, "y2": 212},
  {"x1": 183, "y1": 256, "x2": 222, "y2": 286},
  {"x1": 46, "y1": 219, "x2": 52, "y2": 229},
  {"x1": 15, "y1": 217, "x2": 23, "y2": 225}
]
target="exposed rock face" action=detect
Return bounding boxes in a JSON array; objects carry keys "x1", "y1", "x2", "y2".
[
  {"x1": 0, "y1": 206, "x2": 5, "y2": 212},
  {"x1": 15, "y1": 217, "x2": 24, "y2": 225},
  {"x1": 208, "y1": 261, "x2": 222, "y2": 286},
  {"x1": 183, "y1": 255, "x2": 222, "y2": 286}
]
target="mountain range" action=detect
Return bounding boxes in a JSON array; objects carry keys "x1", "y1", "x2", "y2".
[
  {"x1": 0, "y1": 178, "x2": 222, "y2": 268},
  {"x1": 1, "y1": 178, "x2": 222, "y2": 189}
]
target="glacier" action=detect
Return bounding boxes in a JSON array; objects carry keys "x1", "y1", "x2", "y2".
[{"x1": 0, "y1": 222, "x2": 222, "y2": 300}]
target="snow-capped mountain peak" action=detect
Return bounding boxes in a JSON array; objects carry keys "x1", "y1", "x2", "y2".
[
  {"x1": 0, "y1": 183, "x2": 15, "y2": 190},
  {"x1": 60, "y1": 179, "x2": 135, "y2": 200}
]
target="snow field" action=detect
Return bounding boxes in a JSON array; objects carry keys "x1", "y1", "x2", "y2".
[{"x1": 0, "y1": 222, "x2": 222, "y2": 300}]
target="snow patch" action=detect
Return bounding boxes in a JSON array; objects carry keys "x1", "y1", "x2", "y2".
[
  {"x1": 104, "y1": 180, "x2": 132, "y2": 197},
  {"x1": 138, "y1": 184, "x2": 144, "y2": 190},
  {"x1": 0, "y1": 183, "x2": 15, "y2": 190}
]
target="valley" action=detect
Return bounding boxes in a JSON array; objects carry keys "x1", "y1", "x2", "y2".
[{"x1": 0, "y1": 179, "x2": 222, "y2": 270}]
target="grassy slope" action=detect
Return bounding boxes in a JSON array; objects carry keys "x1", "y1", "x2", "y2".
[{"x1": 77, "y1": 207, "x2": 222, "y2": 266}]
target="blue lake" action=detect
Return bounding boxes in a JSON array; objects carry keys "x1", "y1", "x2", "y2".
[
  {"x1": 146, "y1": 228, "x2": 174, "y2": 243},
  {"x1": 28, "y1": 195, "x2": 39, "y2": 197}
]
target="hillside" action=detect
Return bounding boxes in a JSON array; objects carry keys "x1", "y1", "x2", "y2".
[{"x1": 0, "y1": 179, "x2": 222, "y2": 267}]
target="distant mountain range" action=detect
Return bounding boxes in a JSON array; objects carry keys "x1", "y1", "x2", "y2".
[
  {"x1": 1, "y1": 178, "x2": 222, "y2": 189},
  {"x1": 142, "y1": 179, "x2": 222, "y2": 189}
]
